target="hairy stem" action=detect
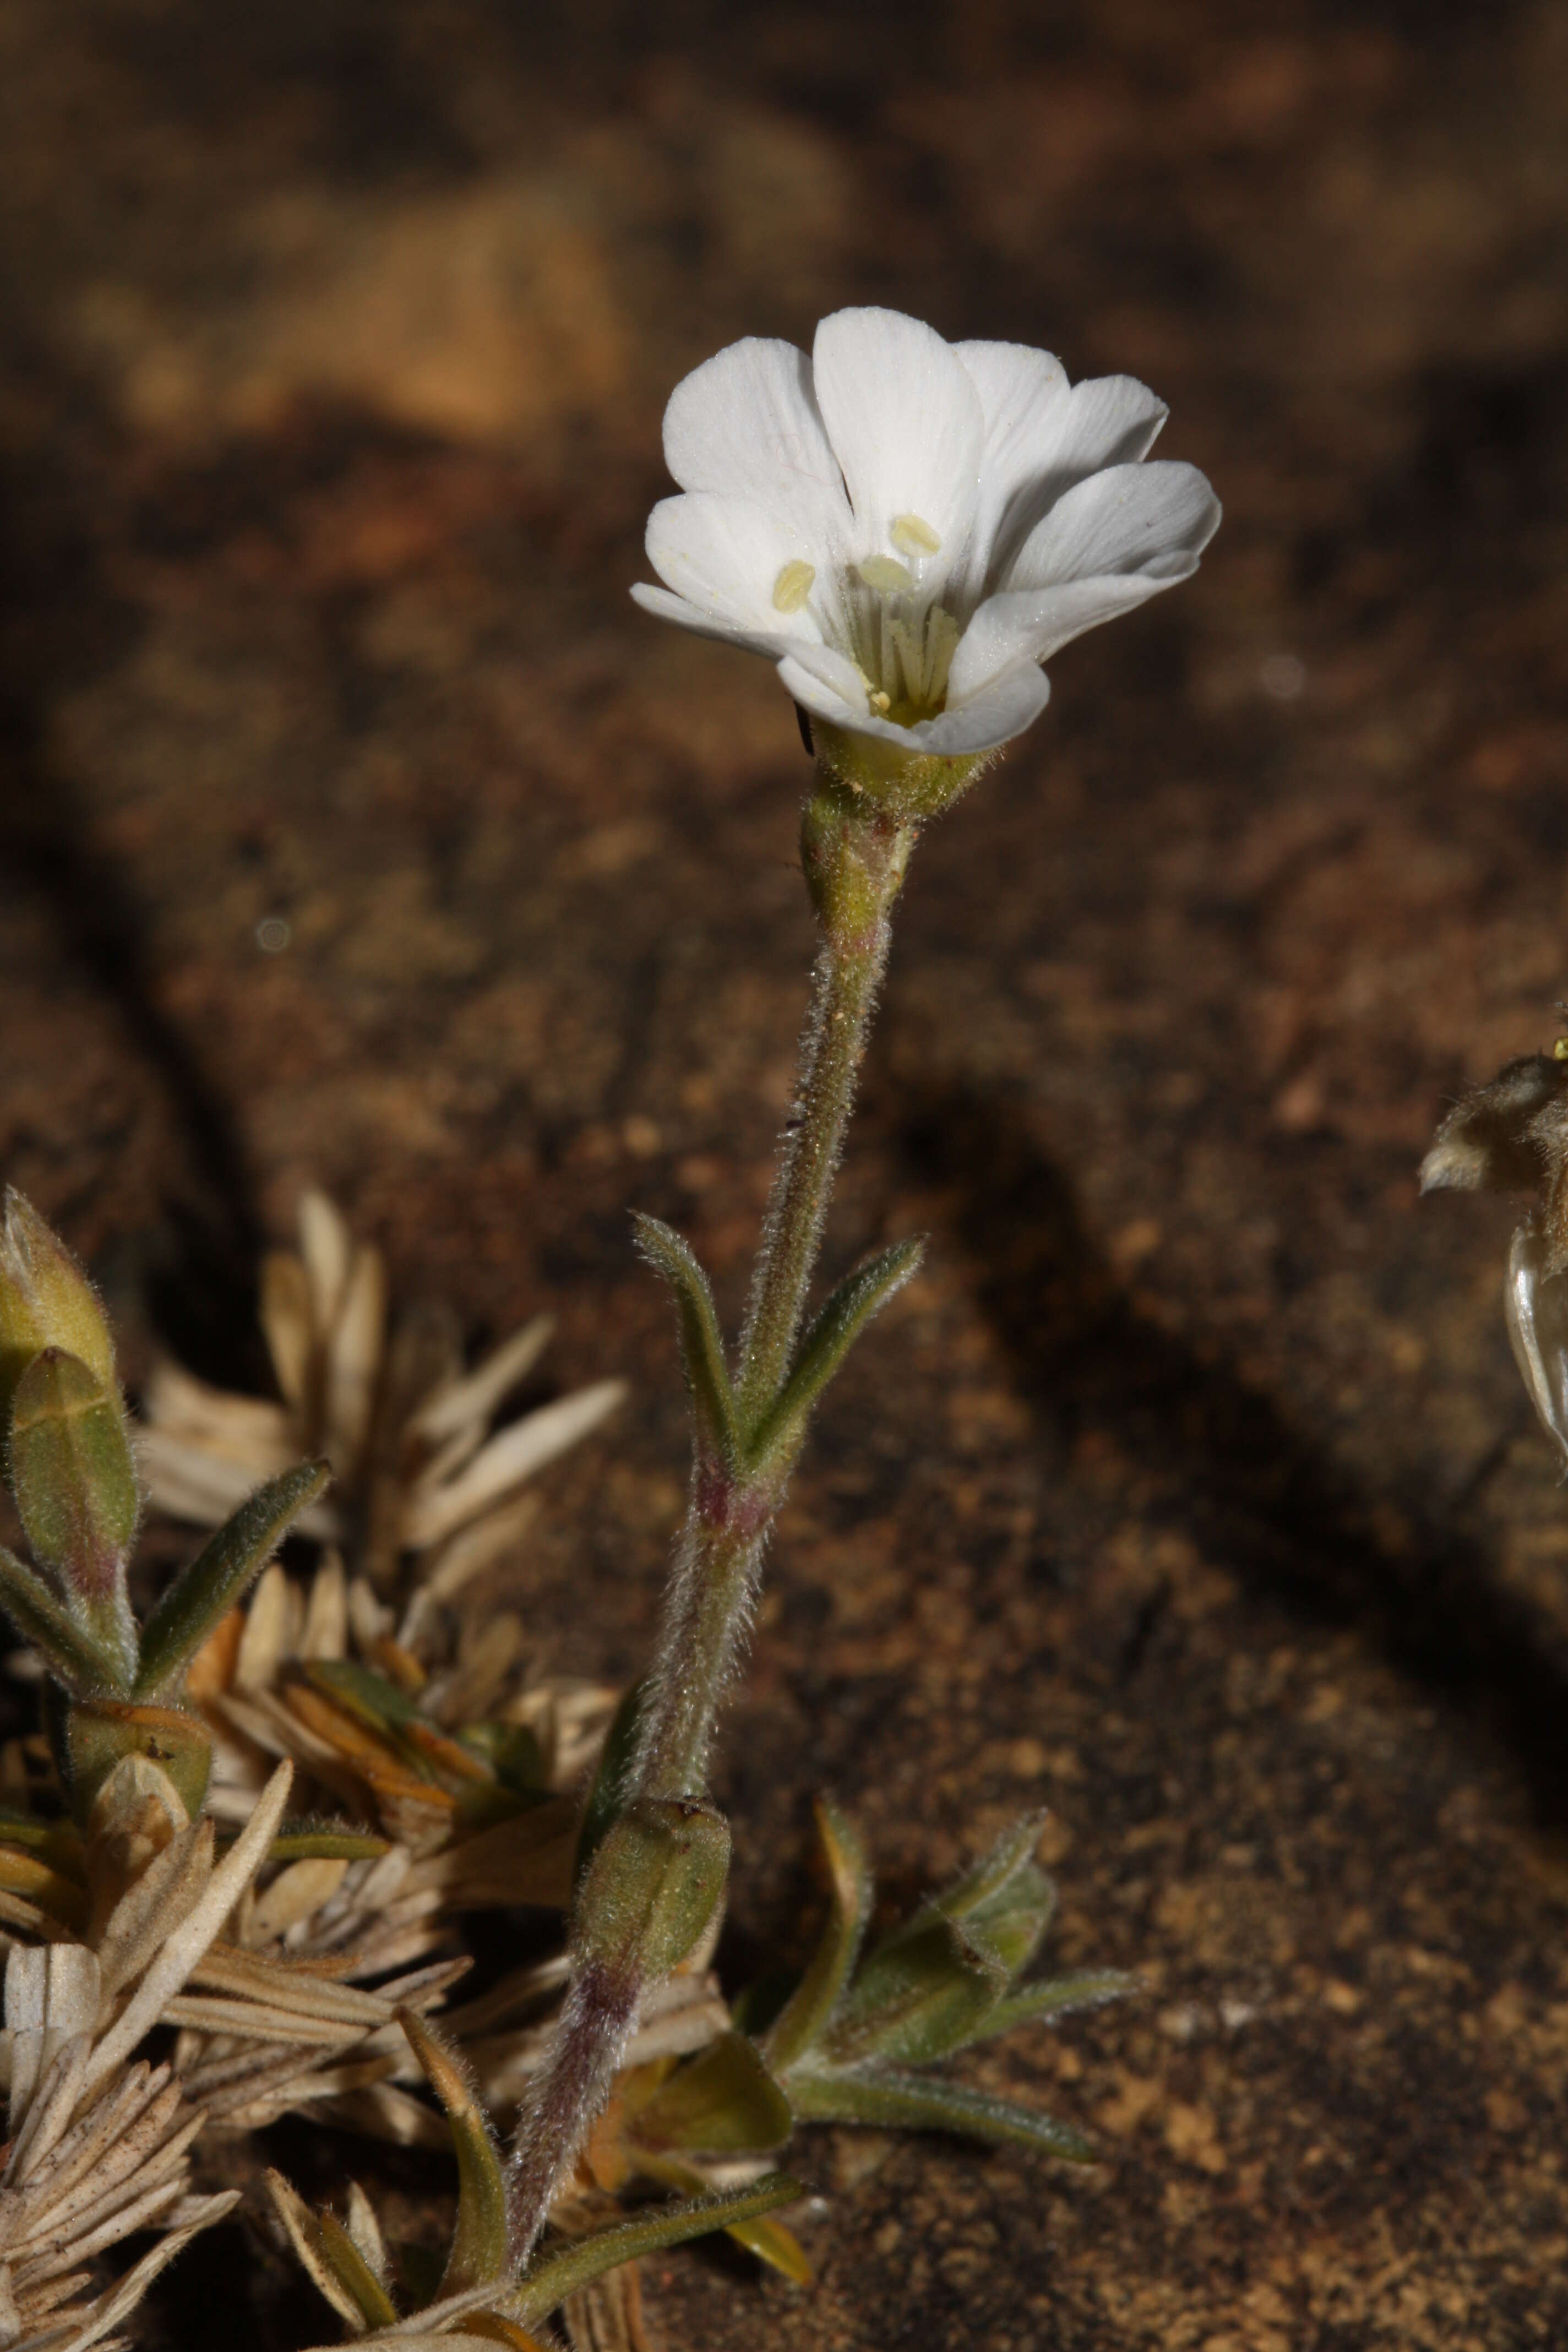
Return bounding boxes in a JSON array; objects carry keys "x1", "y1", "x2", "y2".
[{"x1": 506, "y1": 779, "x2": 913, "y2": 2262}]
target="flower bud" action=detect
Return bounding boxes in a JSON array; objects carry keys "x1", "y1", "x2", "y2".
[
  {"x1": 574, "y1": 1794, "x2": 731, "y2": 1983},
  {"x1": 9, "y1": 1348, "x2": 139, "y2": 1679},
  {"x1": 1420, "y1": 1053, "x2": 1568, "y2": 1271},
  {"x1": 1504, "y1": 1216, "x2": 1568, "y2": 1470},
  {"x1": 0, "y1": 1190, "x2": 118, "y2": 1430}
]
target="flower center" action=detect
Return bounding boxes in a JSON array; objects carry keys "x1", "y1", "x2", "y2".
[
  {"x1": 851, "y1": 514, "x2": 957, "y2": 725},
  {"x1": 772, "y1": 511, "x2": 960, "y2": 729}
]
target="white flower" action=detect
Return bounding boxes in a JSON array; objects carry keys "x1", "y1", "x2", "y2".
[{"x1": 633, "y1": 307, "x2": 1220, "y2": 760}]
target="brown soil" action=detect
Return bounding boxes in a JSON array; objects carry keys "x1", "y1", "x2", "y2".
[{"x1": 2, "y1": 3, "x2": 1567, "y2": 2345}]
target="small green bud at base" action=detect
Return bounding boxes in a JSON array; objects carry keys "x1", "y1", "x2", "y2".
[
  {"x1": 574, "y1": 1793, "x2": 731, "y2": 1984},
  {"x1": 61, "y1": 1695, "x2": 214, "y2": 1826},
  {"x1": 0, "y1": 1191, "x2": 118, "y2": 1429},
  {"x1": 810, "y1": 718, "x2": 994, "y2": 823}
]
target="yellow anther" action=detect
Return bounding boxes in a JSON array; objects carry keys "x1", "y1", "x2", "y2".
[
  {"x1": 890, "y1": 513, "x2": 941, "y2": 558},
  {"x1": 857, "y1": 555, "x2": 913, "y2": 596},
  {"x1": 771, "y1": 559, "x2": 816, "y2": 615},
  {"x1": 869, "y1": 688, "x2": 892, "y2": 714},
  {"x1": 1554, "y1": 1037, "x2": 1568, "y2": 1062}
]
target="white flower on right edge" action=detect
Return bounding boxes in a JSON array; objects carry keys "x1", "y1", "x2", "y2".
[{"x1": 633, "y1": 307, "x2": 1221, "y2": 758}]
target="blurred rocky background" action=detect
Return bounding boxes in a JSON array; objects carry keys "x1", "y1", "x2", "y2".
[{"x1": 1, "y1": 1, "x2": 1566, "y2": 2344}]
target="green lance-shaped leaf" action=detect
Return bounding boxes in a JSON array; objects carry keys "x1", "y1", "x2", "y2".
[
  {"x1": 0, "y1": 1542, "x2": 125, "y2": 1695},
  {"x1": 630, "y1": 2030, "x2": 793, "y2": 2155},
  {"x1": 952, "y1": 1967, "x2": 1139, "y2": 2054},
  {"x1": 398, "y1": 2007, "x2": 510, "y2": 2297},
  {"x1": 9, "y1": 1350, "x2": 139, "y2": 1676},
  {"x1": 931, "y1": 1812, "x2": 1050, "y2": 1929},
  {"x1": 263, "y1": 1826, "x2": 393, "y2": 1865},
  {"x1": 747, "y1": 1237, "x2": 924, "y2": 1474},
  {"x1": 763, "y1": 1795, "x2": 873, "y2": 2072},
  {"x1": 509, "y1": 2174, "x2": 803, "y2": 2328},
  {"x1": 819, "y1": 1915, "x2": 1001, "y2": 2068},
  {"x1": 950, "y1": 1859, "x2": 1057, "y2": 1983},
  {"x1": 574, "y1": 1793, "x2": 731, "y2": 1984},
  {"x1": 841, "y1": 1815, "x2": 1055, "y2": 2046},
  {"x1": 315, "y1": 2211, "x2": 401, "y2": 2331},
  {"x1": 630, "y1": 2150, "x2": 812, "y2": 2285},
  {"x1": 633, "y1": 1216, "x2": 742, "y2": 1471},
  {"x1": 133, "y1": 1458, "x2": 330, "y2": 1698},
  {"x1": 266, "y1": 2169, "x2": 400, "y2": 2332},
  {"x1": 304, "y1": 1656, "x2": 426, "y2": 1729},
  {"x1": 786, "y1": 2065, "x2": 1096, "y2": 2162}
]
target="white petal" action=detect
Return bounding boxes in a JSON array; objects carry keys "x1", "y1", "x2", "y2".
[
  {"x1": 1043, "y1": 372, "x2": 1169, "y2": 477},
  {"x1": 644, "y1": 490, "x2": 829, "y2": 641},
  {"x1": 948, "y1": 575, "x2": 1177, "y2": 699},
  {"x1": 950, "y1": 339, "x2": 1070, "y2": 599},
  {"x1": 775, "y1": 642, "x2": 874, "y2": 729},
  {"x1": 662, "y1": 336, "x2": 849, "y2": 543},
  {"x1": 1007, "y1": 461, "x2": 1220, "y2": 593},
  {"x1": 630, "y1": 581, "x2": 785, "y2": 662},
  {"x1": 919, "y1": 660, "x2": 1051, "y2": 754},
  {"x1": 955, "y1": 346, "x2": 1171, "y2": 596},
  {"x1": 812, "y1": 308, "x2": 983, "y2": 586}
]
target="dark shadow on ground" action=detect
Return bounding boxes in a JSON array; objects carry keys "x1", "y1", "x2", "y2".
[
  {"x1": 895, "y1": 1070, "x2": 1568, "y2": 1827},
  {"x1": 0, "y1": 377, "x2": 266, "y2": 1375}
]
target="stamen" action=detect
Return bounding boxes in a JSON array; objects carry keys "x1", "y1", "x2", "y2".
[
  {"x1": 772, "y1": 560, "x2": 815, "y2": 615},
  {"x1": 889, "y1": 619, "x2": 922, "y2": 707},
  {"x1": 869, "y1": 689, "x2": 892, "y2": 714},
  {"x1": 924, "y1": 607, "x2": 961, "y2": 708},
  {"x1": 857, "y1": 555, "x2": 914, "y2": 596},
  {"x1": 890, "y1": 513, "x2": 941, "y2": 558}
]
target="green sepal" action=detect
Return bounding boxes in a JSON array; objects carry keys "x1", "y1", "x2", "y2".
[
  {"x1": 399, "y1": 2007, "x2": 509, "y2": 2295},
  {"x1": 747, "y1": 1238, "x2": 924, "y2": 1473},
  {"x1": 630, "y1": 2030, "x2": 792, "y2": 2155},
  {"x1": 955, "y1": 1968, "x2": 1138, "y2": 2051},
  {"x1": 9, "y1": 1350, "x2": 138, "y2": 1674},
  {"x1": 785, "y1": 2065, "x2": 1095, "y2": 2161},
  {"x1": 573, "y1": 1676, "x2": 645, "y2": 1890},
  {"x1": 633, "y1": 1217, "x2": 742, "y2": 1472},
  {"x1": 510, "y1": 2174, "x2": 802, "y2": 2326},
  {"x1": 133, "y1": 1460, "x2": 330, "y2": 1697},
  {"x1": 762, "y1": 1796, "x2": 871, "y2": 2072},
  {"x1": 0, "y1": 1542, "x2": 127, "y2": 1696}
]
